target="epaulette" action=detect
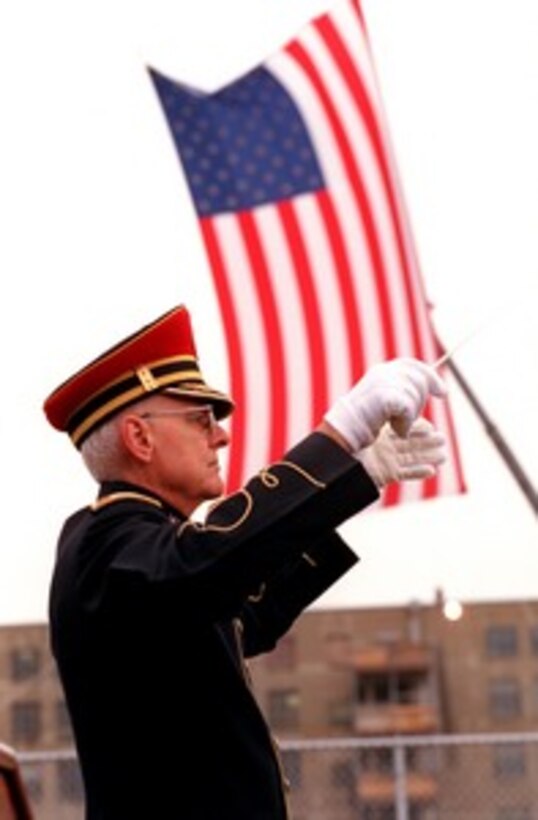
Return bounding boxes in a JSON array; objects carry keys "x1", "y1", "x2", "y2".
[{"x1": 90, "y1": 491, "x2": 164, "y2": 512}]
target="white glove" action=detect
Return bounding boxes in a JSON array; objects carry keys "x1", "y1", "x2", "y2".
[
  {"x1": 324, "y1": 358, "x2": 447, "y2": 454},
  {"x1": 358, "y1": 417, "x2": 447, "y2": 488}
]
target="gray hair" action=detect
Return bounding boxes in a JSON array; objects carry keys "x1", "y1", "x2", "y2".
[
  {"x1": 80, "y1": 398, "x2": 149, "y2": 482},
  {"x1": 80, "y1": 416, "x2": 125, "y2": 482}
]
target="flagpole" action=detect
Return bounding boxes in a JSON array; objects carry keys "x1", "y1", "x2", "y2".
[{"x1": 444, "y1": 358, "x2": 538, "y2": 517}]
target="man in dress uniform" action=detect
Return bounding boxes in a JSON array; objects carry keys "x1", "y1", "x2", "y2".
[{"x1": 44, "y1": 305, "x2": 447, "y2": 820}]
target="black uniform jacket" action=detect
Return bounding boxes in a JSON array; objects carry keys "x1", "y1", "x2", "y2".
[{"x1": 49, "y1": 432, "x2": 378, "y2": 820}]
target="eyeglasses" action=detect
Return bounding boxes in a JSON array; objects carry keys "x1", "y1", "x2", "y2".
[{"x1": 140, "y1": 405, "x2": 217, "y2": 434}]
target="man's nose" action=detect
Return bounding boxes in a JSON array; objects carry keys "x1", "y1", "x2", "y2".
[{"x1": 211, "y1": 422, "x2": 230, "y2": 448}]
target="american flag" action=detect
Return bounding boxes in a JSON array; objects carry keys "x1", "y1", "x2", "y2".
[{"x1": 149, "y1": 0, "x2": 466, "y2": 505}]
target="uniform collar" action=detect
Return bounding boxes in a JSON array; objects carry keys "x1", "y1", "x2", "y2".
[{"x1": 97, "y1": 480, "x2": 186, "y2": 520}]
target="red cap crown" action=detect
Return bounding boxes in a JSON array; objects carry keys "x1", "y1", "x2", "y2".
[{"x1": 44, "y1": 305, "x2": 233, "y2": 447}]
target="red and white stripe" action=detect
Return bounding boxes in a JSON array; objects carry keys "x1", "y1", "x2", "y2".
[{"x1": 201, "y1": 0, "x2": 465, "y2": 503}]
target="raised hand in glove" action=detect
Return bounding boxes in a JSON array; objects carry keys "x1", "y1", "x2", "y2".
[
  {"x1": 324, "y1": 358, "x2": 447, "y2": 455},
  {"x1": 358, "y1": 417, "x2": 447, "y2": 488}
]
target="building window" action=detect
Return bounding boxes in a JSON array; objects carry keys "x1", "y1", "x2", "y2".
[
  {"x1": 530, "y1": 626, "x2": 538, "y2": 654},
  {"x1": 268, "y1": 689, "x2": 300, "y2": 730},
  {"x1": 359, "y1": 747, "x2": 437, "y2": 778},
  {"x1": 57, "y1": 760, "x2": 84, "y2": 803},
  {"x1": 20, "y1": 763, "x2": 43, "y2": 802},
  {"x1": 358, "y1": 672, "x2": 427, "y2": 705},
  {"x1": 395, "y1": 671, "x2": 426, "y2": 704},
  {"x1": 489, "y1": 679, "x2": 522, "y2": 719},
  {"x1": 56, "y1": 700, "x2": 74, "y2": 743},
  {"x1": 493, "y1": 743, "x2": 526, "y2": 777},
  {"x1": 10, "y1": 647, "x2": 41, "y2": 681},
  {"x1": 282, "y1": 750, "x2": 302, "y2": 789},
  {"x1": 266, "y1": 635, "x2": 296, "y2": 670},
  {"x1": 486, "y1": 625, "x2": 518, "y2": 658},
  {"x1": 358, "y1": 674, "x2": 390, "y2": 704},
  {"x1": 11, "y1": 701, "x2": 42, "y2": 744}
]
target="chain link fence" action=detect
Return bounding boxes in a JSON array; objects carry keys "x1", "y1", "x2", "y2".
[{"x1": 17, "y1": 733, "x2": 538, "y2": 819}]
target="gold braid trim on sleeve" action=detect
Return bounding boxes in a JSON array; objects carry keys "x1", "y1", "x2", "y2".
[
  {"x1": 176, "y1": 490, "x2": 254, "y2": 536},
  {"x1": 259, "y1": 460, "x2": 327, "y2": 489},
  {"x1": 176, "y1": 459, "x2": 325, "y2": 538}
]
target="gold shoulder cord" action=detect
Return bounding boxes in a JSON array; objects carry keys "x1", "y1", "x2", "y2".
[{"x1": 90, "y1": 491, "x2": 164, "y2": 512}]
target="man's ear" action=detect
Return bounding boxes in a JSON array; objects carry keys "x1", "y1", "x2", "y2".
[{"x1": 119, "y1": 415, "x2": 154, "y2": 463}]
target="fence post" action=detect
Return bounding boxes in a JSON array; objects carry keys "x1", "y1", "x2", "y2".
[{"x1": 393, "y1": 743, "x2": 408, "y2": 820}]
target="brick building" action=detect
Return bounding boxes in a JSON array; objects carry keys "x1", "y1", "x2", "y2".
[
  {"x1": 0, "y1": 624, "x2": 79, "y2": 818},
  {"x1": 249, "y1": 593, "x2": 538, "y2": 818},
  {"x1": 2, "y1": 593, "x2": 538, "y2": 817}
]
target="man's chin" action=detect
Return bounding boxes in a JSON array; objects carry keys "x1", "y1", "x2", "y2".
[{"x1": 205, "y1": 479, "x2": 225, "y2": 500}]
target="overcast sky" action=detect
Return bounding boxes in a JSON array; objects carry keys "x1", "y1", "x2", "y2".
[{"x1": 1, "y1": 0, "x2": 537, "y2": 625}]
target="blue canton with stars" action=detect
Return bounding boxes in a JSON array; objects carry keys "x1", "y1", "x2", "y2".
[{"x1": 150, "y1": 67, "x2": 325, "y2": 217}]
